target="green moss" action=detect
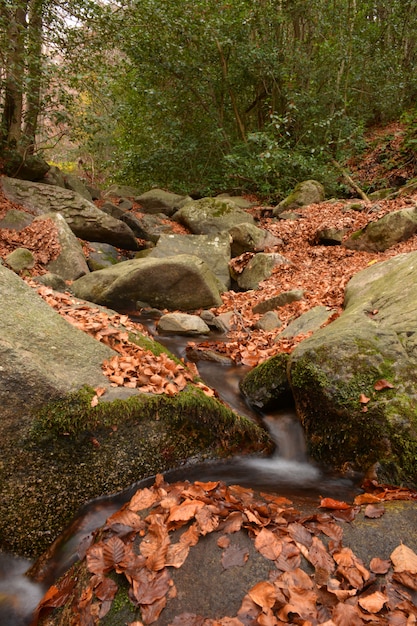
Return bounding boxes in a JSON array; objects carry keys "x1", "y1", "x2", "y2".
[
  {"x1": 239, "y1": 353, "x2": 291, "y2": 409},
  {"x1": 31, "y1": 384, "x2": 272, "y2": 456},
  {"x1": 212, "y1": 201, "x2": 235, "y2": 217}
]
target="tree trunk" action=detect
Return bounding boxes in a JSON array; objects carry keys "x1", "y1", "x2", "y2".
[
  {"x1": 23, "y1": 0, "x2": 43, "y2": 154},
  {"x1": 1, "y1": 0, "x2": 28, "y2": 150}
]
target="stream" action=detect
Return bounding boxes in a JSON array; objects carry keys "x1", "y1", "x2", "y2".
[{"x1": 0, "y1": 322, "x2": 360, "y2": 625}]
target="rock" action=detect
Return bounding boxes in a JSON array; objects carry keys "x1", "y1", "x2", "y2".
[
  {"x1": 63, "y1": 174, "x2": 93, "y2": 201},
  {"x1": 273, "y1": 180, "x2": 325, "y2": 216},
  {"x1": 0, "y1": 265, "x2": 113, "y2": 413},
  {"x1": 344, "y1": 205, "x2": 417, "y2": 252},
  {"x1": 5, "y1": 247, "x2": 35, "y2": 271},
  {"x1": 87, "y1": 242, "x2": 125, "y2": 271},
  {"x1": 288, "y1": 251, "x2": 417, "y2": 484},
  {"x1": 276, "y1": 305, "x2": 335, "y2": 340},
  {"x1": 71, "y1": 254, "x2": 224, "y2": 311},
  {"x1": 34, "y1": 213, "x2": 89, "y2": 281},
  {"x1": 129, "y1": 213, "x2": 182, "y2": 243},
  {"x1": 215, "y1": 193, "x2": 257, "y2": 209},
  {"x1": 100, "y1": 200, "x2": 125, "y2": 219},
  {"x1": 135, "y1": 188, "x2": 192, "y2": 216},
  {"x1": 42, "y1": 165, "x2": 66, "y2": 188},
  {"x1": 252, "y1": 289, "x2": 303, "y2": 314},
  {"x1": 157, "y1": 313, "x2": 211, "y2": 335},
  {"x1": 174, "y1": 197, "x2": 255, "y2": 234},
  {"x1": 200, "y1": 310, "x2": 231, "y2": 333},
  {"x1": 237, "y1": 253, "x2": 290, "y2": 291},
  {"x1": 239, "y1": 353, "x2": 291, "y2": 409},
  {"x1": 0, "y1": 208, "x2": 33, "y2": 231},
  {"x1": 229, "y1": 222, "x2": 282, "y2": 257},
  {"x1": 1, "y1": 176, "x2": 140, "y2": 251},
  {"x1": 254, "y1": 311, "x2": 282, "y2": 331},
  {"x1": 104, "y1": 184, "x2": 142, "y2": 199},
  {"x1": 148, "y1": 232, "x2": 231, "y2": 288},
  {"x1": 34, "y1": 272, "x2": 67, "y2": 291},
  {"x1": 1, "y1": 150, "x2": 50, "y2": 181},
  {"x1": 314, "y1": 226, "x2": 346, "y2": 245}
]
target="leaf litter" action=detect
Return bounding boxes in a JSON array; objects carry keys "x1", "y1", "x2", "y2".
[{"x1": 33, "y1": 475, "x2": 417, "y2": 625}]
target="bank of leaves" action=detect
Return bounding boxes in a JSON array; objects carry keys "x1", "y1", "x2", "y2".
[{"x1": 33, "y1": 476, "x2": 417, "y2": 625}]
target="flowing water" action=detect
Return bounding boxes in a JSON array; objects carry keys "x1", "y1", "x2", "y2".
[{"x1": 0, "y1": 324, "x2": 359, "y2": 624}]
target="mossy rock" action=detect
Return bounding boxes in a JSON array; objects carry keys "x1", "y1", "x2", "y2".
[
  {"x1": 288, "y1": 252, "x2": 417, "y2": 485},
  {"x1": 0, "y1": 385, "x2": 273, "y2": 559},
  {"x1": 239, "y1": 353, "x2": 291, "y2": 410}
]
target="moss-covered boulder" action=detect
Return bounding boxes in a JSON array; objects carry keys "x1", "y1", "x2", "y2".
[
  {"x1": 174, "y1": 197, "x2": 255, "y2": 235},
  {"x1": 273, "y1": 180, "x2": 325, "y2": 216},
  {"x1": 289, "y1": 251, "x2": 417, "y2": 485},
  {"x1": 239, "y1": 353, "x2": 291, "y2": 410},
  {"x1": 344, "y1": 205, "x2": 417, "y2": 252}
]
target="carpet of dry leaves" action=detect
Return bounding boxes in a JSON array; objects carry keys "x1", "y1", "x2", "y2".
[{"x1": 33, "y1": 476, "x2": 417, "y2": 626}]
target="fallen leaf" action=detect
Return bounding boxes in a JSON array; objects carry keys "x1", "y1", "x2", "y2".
[
  {"x1": 364, "y1": 503, "x2": 385, "y2": 518},
  {"x1": 221, "y1": 543, "x2": 249, "y2": 569},
  {"x1": 248, "y1": 581, "x2": 277, "y2": 610},
  {"x1": 359, "y1": 393, "x2": 370, "y2": 404},
  {"x1": 374, "y1": 379, "x2": 395, "y2": 390},
  {"x1": 319, "y1": 497, "x2": 352, "y2": 510},
  {"x1": 390, "y1": 543, "x2": 417, "y2": 573},
  {"x1": 369, "y1": 557, "x2": 391, "y2": 574},
  {"x1": 254, "y1": 528, "x2": 283, "y2": 560},
  {"x1": 358, "y1": 590, "x2": 388, "y2": 613}
]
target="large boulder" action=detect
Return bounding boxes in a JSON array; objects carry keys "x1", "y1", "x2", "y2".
[
  {"x1": 174, "y1": 197, "x2": 255, "y2": 234},
  {"x1": 148, "y1": 232, "x2": 231, "y2": 288},
  {"x1": 273, "y1": 180, "x2": 325, "y2": 216},
  {"x1": 344, "y1": 205, "x2": 417, "y2": 252},
  {"x1": 0, "y1": 265, "x2": 113, "y2": 413},
  {"x1": 71, "y1": 254, "x2": 224, "y2": 311},
  {"x1": 1, "y1": 176, "x2": 139, "y2": 250},
  {"x1": 288, "y1": 251, "x2": 417, "y2": 485},
  {"x1": 135, "y1": 188, "x2": 192, "y2": 216},
  {"x1": 34, "y1": 213, "x2": 89, "y2": 281},
  {"x1": 229, "y1": 222, "x2": 282, "y2": 257}
]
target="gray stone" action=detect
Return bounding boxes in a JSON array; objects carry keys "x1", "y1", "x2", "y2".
[
  {"x1": 1, "y1": 176, "x2": 139, "y2": 251},
  {"x1": 71, "y1": 254, "x2": 223, "y2": 311},
  {"x1": 157, "y1": 313, "x2": 211, "y2": 335},
  {"x1": 254, "y1": 311, "x2": 282, "y2": 331},
  {"x1": 63, "y1": 174, "x2": 93, "y2": 201},
  {"x1": 276, "y1": 305, "x2": 335, "y2": 340},
  {"x1": 0, "y1": 265, "x2": 113, "y2": 412},
  {"x1": 135, "y1": 188, "x2": 192, "y2": 216},
  {"x1": 314, "y1": 227, "x2": 346, "y2": 245},
  {"x1": 0, "y1": 209, "x2": 33, "y2": 231},
  {"x1": 148, "y1": 232, "x2": 231, "y2": 288},
  {"x1": 288, "y1": 251, "x2": 417, "y2": 484},
  {"x1": 229, "y1": 222, "x2": 282, "y2": 257},
  {"x1": 344, "y1": 205, "x2": 417, "y2": 252},
  {"x1": 252, "y1": 289, "x2": 303, "y2": 314},
  {"x1": 34, "y1": 272, "x2": 67, "y2": 291},
  {"x1": 86, "y1": 242, "x2": 124, "y2": 271},
  {"x1": 175, "y1": 197, "x2": 255, "y2": 235},
  {"x1": 273, "y1": 180, "x2": 325, "y2": 216},
  {"x1": 237, "y1": 253, "x2": 290, "y2": 291},
  {"x1": 34, "y1": 212, "x2": 89, "y2": 281},
  {"x1": 5, "y1": 247, "x2": 35, "y2": 272}
]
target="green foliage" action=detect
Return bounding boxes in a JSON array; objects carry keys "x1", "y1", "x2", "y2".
[{"x1": 10, "y1": 0, "x2": 417, "y2": 196}]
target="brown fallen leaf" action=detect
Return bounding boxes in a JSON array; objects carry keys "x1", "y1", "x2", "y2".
[
  {"x1": 390, "y1": 543, "x2": 417, "y2": 574},
  {"x1": 248, "y1": 580, "x2": 277, "y2": 610},
  {"x1": 374, "y1": 378, "x2": 395, "y2": 390},
  {"x1": 319, "y1": 497, "x2": 352, "y2": 510},
  {"x1": 364, "y1": 503, "x2": 385, "y2": 518},
  {"x1": 221, "y1": 543, "x2": 249, "y2": 569},
  {"x1": 369, "y1": 557, "x2": 391, "y2": 574},
  {"x1": 358, "y1": 590, "x2": 388, "y2": 613},
  {"x1": 254, "y1": 527, "x2": 283, "y2": 561}
]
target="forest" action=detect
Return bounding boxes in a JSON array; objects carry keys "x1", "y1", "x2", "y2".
[{"x1": 1, "y1": 0, "x2": 417, "y2": 198}]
